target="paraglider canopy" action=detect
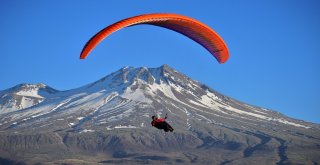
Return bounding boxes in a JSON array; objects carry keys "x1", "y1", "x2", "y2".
[{"x1": 80, "y1": 13, "x2": 229, "y2": 64}]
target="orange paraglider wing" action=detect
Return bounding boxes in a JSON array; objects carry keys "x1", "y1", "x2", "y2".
[{"x1": 80, "y1": 13, "x2": 229, "y2": 63}]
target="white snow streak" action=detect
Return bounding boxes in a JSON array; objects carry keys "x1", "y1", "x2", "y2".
[{"x1": 114, "y1": 125, "x2": 137, "y2": 129}]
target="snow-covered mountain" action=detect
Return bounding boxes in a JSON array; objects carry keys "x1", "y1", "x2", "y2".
[
  {"x1": 0, "y1": 65, "x2": 319, "y2": 164},
  {"x1": 0, "y1": 83, "x2": 58, "y2": 114}
]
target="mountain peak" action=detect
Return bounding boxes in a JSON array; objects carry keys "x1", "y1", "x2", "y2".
[
  {"x1": 160, "y1": 64, "x2": 173, "y2": 71},
  {"x1": 0, "y1": 83, "x2": 58, "y2": 114},
  {"x1": 85, "y1": 65, "x2": 180, "y2": 90},
  {"x1": 5, "y1": 83, "x2": 58, "y2": 96}
]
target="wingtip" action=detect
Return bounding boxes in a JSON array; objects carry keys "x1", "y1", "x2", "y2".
[{"x1": 80, "y1": 53, "x2": 86, "y2": 60}]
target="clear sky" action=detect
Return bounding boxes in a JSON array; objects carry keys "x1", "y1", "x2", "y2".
[{"x1": 1, "y1": 0, "x2": 319, "y2": 123}]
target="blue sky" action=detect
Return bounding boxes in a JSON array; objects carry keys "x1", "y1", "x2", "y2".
[{"x1": 1, "y1": 0, "x2": 319, "y2": 123}]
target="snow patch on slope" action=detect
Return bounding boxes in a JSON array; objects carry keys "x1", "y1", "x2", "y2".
[
  {"x1": 16, "y1": 90, "x2": 43, "y2": 99},
  {"x1": 220, "y1": 104, "x2": 310, "y2": 129},
  {"x1": 122, "y1": 84, "x2": 152, "y2": 103}
]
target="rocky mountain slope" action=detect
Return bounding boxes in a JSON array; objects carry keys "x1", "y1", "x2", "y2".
[{"x1": 0, "y1": 65, "x2": 319, "y2": 165}]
